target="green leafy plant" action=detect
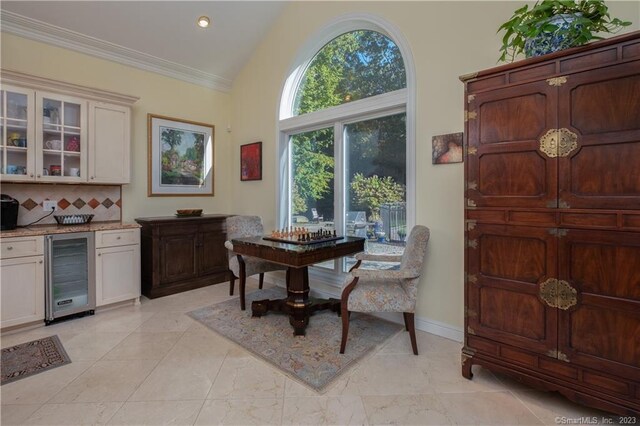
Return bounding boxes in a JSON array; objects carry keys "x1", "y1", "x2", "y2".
[{"x1": 498, "y1": 0, "x2": 631, "y2": 62}]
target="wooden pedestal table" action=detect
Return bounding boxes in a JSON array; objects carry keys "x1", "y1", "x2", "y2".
[{"x1": 230, "y1": 236, "x2": 365, "y2": 336}]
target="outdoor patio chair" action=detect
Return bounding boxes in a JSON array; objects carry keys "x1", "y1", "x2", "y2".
[
  {"x1": 340, "y1": 225, "x2": 430, "y2": 355},
  {"x1": 224, "y1": 215, "x2": 288, "y2": 310},
  {"x1": 311, "y1": 208, "x2": 323, "y2": 222}
]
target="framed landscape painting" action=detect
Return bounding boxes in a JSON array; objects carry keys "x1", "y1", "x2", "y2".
[
  {"x1": 240, "y1": 141, "x2": 262, "y2": 181},
  {"x1": 148, "y1": 114, "x2": 214, "y2": 196}
]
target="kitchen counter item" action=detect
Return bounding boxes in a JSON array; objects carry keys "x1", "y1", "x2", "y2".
[
  {"x1": 1, "y1": 195, "x2": 19, "y2": 230},
  {"x1": 54, "y1": 214, "x2": 94, "y2": 225}
]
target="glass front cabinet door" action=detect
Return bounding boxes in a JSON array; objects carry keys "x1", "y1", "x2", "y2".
[
  {"x1": 36, "y1": 92, "x2": 87, "y2": 182},
  {"x1": 1, "y1": 86, "x2": 35, "y2": 180}
]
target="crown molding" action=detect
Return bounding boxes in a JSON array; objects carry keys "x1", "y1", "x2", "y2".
[{"x1": 1, "y1": 10, "x2": 233, "y2": 92}]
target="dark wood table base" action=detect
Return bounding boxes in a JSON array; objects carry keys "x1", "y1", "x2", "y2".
[{"x1": 250, "y1": 266, "x2": 341, "y2": 335}]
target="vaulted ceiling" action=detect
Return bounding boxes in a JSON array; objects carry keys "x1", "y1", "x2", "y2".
[{"x1": 1, "y1": 1, "x2": 287, "y2": 91}]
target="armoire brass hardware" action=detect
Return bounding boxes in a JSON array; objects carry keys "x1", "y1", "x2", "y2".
[
  {"x1": 539, "y1": 128, "x2": 578, "y2": 158},
  {"x1": 547, "y1": 76, "x2": 568, "y2": 86},
  {"x1": 546, "y1": 349, "x2": 570, "y2": 362},
  {"x1": 539, "y1": 278, "x2": 578, "y2": 309}
]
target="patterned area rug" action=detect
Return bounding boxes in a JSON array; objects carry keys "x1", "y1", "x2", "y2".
[
  {"x1": 1, "y1": 335, "x2": 71, "y2": 385},
  {"x1": 189, "y1": 288, "x2": 402, "y2": 392}
]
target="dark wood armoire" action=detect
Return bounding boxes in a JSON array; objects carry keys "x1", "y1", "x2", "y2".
[{"x1": 461, "y1": 31, "x2": 640, "y2": 415}]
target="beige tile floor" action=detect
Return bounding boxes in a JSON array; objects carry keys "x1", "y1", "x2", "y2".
[{"x1": 1, "y1": 279, "x2": 620, "y2": 425}]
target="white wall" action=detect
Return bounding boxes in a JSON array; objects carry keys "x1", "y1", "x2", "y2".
[
  {"x1": 229, "y1": 1, "x2": 639, "y2": 334},
  {"x1": 1, "y1": 33, "x2": 233, "y2": 222}
]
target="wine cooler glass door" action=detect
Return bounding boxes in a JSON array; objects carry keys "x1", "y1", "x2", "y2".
[{"x1": 45, "y1": 232, "x2": 95, "y2": 322}]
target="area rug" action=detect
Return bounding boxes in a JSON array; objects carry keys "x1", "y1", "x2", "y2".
[
  {"x1": 189, "y1": 288, "x2": 403, "y2": 392},
  {"x1": 1, "y1": 335, "x2": 71, "y2": 385}
]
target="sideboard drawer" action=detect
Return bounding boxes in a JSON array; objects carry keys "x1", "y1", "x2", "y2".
[{"x1": 95, "y1": 229, "x2": 140, "y2": 248}]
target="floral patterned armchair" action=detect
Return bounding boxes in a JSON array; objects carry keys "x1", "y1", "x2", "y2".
[
  {"x1": 224, "y1": 216, "x2": 287, "y2": 310},
  {"x1": 340, "y1": 225, "x2": 430, "y2": 355}
]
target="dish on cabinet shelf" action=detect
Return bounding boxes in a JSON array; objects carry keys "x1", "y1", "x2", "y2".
[{"x1": 45, "y1": 139, "x2": 62, "y2": 150}]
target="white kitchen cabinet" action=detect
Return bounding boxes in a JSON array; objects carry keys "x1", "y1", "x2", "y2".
[
  {"x1": 36, "y1": 91, "x2": 87, "y2": 182},
  {"x1": 95, "y1": 229, "x2": 140, "y2": 306},
  {"x1": 0, "y1": 85, "x2": 35, "y2": 181},
  {"x1": 88, "y1": 102, "x2": 131, "y2": 184},
  {"x1": 0, "y1": 236, "x2": 45, "y2": 328},
  {"x1": 0, "y1": 69, "x2": 137, "y2": 184}
]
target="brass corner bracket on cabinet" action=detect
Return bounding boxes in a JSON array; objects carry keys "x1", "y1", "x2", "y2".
[
  {"x1": 540, "y1": 128, "x2": 578, "y2": 158},
  {"x1": 539, "y1": 278, "x2": 578, "y2": 310}
]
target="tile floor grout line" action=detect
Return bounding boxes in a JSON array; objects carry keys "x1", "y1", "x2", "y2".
[{"x1": 508, "y1": 389, "x2": 547, "y2": 425}]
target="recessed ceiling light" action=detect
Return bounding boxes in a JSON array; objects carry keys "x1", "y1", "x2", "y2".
[{"x1": 197, "y1": 16, "x2": 210, "y2": 28}]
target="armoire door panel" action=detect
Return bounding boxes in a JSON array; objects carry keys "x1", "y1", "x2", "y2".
[
  {"x1": 569, "y1": 302, "x2": 640, "y2": 371},
  {"x1": 478, "y1": 93, "x2": 549, "y2": 143},
  {"x1": 467, "y1": 224, "x2": 557, "y2": 354},
  {"x1": 558, "y1": 229, "x2": 640, "y2": 380},
  {"x1": 559, "y1": 61, "x2": 640, "y2": 209},
  {"x1": 467, "y1": 81, "x2": 557, "y2": 208},
  {"x1": 478, "y1": 286, "x2": 547, "y2": 340},
  {"x1": 478, "y1": 151, "x2": 548, "y2": 197}
]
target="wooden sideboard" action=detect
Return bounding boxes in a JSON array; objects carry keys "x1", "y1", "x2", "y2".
[{"x1": 135, "y1": 215, "x2": 232, "y2": 298}]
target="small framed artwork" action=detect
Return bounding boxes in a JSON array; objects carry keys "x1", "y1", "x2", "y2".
[
  {"x1": 432, "y1": 132, "x2": 463, "y2": 164},
  {"x1": 240, "y1": 141, "x2": 262, "y2": 181},
  {"x1": 148, "y1": 114, "x2": 215, "y2": 196}
]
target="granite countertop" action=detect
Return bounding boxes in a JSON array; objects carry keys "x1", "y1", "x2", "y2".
[{"x1": 0, "y1": 221, "x2": 141, "y2": 238}]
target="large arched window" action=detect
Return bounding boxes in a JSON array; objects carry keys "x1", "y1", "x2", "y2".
[{"x1": 279, "y1": 17, "x2": 414, "y2": 276}]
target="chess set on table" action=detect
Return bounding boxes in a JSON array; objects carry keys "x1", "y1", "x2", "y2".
[{"x1": 263, "y1": 227, "x2": 343, "y2": 245}]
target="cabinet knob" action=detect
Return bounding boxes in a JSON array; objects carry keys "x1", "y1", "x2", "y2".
[
  {"x1": 117, "y1": 236, "x2": 121, "y2": 240},
  {"x1": 30, "y1": 173, "x2": 34, "y2": 177},
  {"x1": 37, "y1": 174, "x2": 41, "y2": 178},
  {"x1": 98, "y1": 253, "x2": 101, "y2": 256},
  {"x1": 39, "y1": 260, "x2": 43, "y2": 264},
  {"x1": 90, "y1": 176, "x2": 95, "y2": 180},
  {"x1": 7, "y1": 246, "x2": 13, "y2": 250}
]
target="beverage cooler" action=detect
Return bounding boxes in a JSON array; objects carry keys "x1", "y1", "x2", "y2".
[{"x1": 45, "y1": 232, "x2": 95, "y2": 324}]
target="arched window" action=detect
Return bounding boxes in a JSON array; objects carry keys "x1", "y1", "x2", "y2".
[{"x1": 279, "y1": 18, "x2": 414, "y2": 276}]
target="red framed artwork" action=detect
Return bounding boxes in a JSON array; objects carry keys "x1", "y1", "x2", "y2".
[{"x1": 240, "y1": 141, "x2": 262, "y2": 181}]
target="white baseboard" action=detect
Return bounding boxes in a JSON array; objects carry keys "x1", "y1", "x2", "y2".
[{"x1": 262, "y1": 272, "x2": 464, "y2": 343}]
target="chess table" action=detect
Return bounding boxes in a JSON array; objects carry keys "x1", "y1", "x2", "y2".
[{"x1": 230, "y1": 235, "x2": 365, "y2": 335}]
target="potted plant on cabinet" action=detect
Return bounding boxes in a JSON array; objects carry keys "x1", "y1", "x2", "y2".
[{"x1": 498, "y1": 0, "x2": 631, "y2": 62}]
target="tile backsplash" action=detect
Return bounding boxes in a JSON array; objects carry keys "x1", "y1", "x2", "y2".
[{"x1": 2, "y1": 184, "x2": 121, "y2": 226}]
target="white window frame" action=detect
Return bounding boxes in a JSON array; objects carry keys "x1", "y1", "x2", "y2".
[{"x1": 276, "y1": 14, "x2": 416, "y2": 287}]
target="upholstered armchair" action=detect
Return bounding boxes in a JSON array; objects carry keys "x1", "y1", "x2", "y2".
[
  {"x1": 340, "y1": 225, "x2": 430, "y2": 355},
  {"x1": 224, "y1": 216, "x2": 287, "y2": 310}
]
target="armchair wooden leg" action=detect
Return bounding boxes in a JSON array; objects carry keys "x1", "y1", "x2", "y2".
[
  {"x1": 229, "y1": 276, "x2": 235, "y2": 296},
  {"x1": 340, "y1": 276, "x2": 359, "y2": 354},
  {"x1": 402, "y1": 312, "x2": 410, "y2": 331},
  {"x1": 259, "y1": 273, "x2": 264, "y2": 289},
  {"x1": 340, "y1": 303, "x2": 349, "y2": 354},
  {"x1": 405, "y1": 312, "x2": 418, "y2": 355},
  {"x1": 237, "y1": 255, "x2": 247, "y2": 311}
]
